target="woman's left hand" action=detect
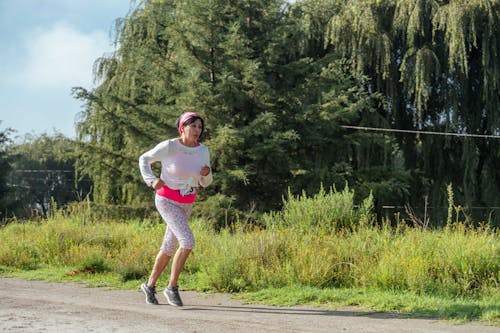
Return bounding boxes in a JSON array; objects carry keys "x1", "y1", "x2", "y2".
[{"x1": 200, "y1": 165, "x2": 211, "y2": 177}]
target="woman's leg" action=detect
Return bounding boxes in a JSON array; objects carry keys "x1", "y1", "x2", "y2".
[
  {"x1": 154, "y1": 196, "x2": 194, "y2": 288},
  {"x1": 146, "y1": 223, "x2": 177, "y2": 287},
  {"x1": 167, "y1": 247, "x2": 191, "y2": 289},
  {"x1": 147, "y1": 250, "x2": 171, "y2": 287}
]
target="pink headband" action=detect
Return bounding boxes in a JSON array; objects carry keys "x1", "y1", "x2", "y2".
[{"x1": 178, "y1": 112, "x2": 201, "y2": 134}]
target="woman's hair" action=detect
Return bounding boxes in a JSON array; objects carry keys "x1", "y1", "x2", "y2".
[{"x1": 176, "y1": 113, "x2": 204, "y2": 137}]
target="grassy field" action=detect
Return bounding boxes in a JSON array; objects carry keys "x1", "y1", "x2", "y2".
[{"x1": 1, "y1": 188, "x2": 498, "y2": 324}]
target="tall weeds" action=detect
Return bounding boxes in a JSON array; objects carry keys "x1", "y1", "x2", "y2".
[{"x1": 0, "y1": 186, "x2": 498, "y2": 300}]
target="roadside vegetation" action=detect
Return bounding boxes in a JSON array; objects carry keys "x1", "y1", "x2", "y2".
[
  {"x1": 1, "y1": 1, "x2": 499, "y2": 326},
  {"x1": 1, "y1": 187, "x2": 498, "y2": 324}
]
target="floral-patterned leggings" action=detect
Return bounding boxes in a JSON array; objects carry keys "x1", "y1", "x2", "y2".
[{"x1": 155, "y1": 194, "x2": 194, "y2": 256}]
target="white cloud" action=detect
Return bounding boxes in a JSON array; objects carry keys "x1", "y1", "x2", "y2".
[{"x1": 20, "y1": 22, "x2": 112, "y2": 88}]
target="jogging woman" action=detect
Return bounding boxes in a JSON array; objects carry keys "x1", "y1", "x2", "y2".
[{"x1": 138, "y1": 112, "x2": 212, "y2": 306}]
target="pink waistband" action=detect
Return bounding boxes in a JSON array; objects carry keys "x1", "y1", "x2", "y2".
[{"x1": 156, "y1": 184, "x2": 197, "y2": 204}]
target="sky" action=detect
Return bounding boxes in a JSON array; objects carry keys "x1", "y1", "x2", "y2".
[{"x1": 0, "y1": 0, "x2": 134, "y2": 141}]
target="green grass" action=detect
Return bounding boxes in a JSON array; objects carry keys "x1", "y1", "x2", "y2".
[
  {"x1": 238, "y1": 286, "x2": 500, "y2": 324},
  {"x1": 0, "y1": 187, "x2": 498, "y2": 324},
  {"x1": 0, "y1": 265, "x2": 143, "y2": 290}
]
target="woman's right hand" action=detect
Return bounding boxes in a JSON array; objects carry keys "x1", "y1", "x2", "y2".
[{"x1": 151, "y1": 178, "x2": 165, "y2": 190}]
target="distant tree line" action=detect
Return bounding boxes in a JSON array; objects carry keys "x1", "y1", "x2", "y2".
[
  {"x1": 2, "y1": 0, "x2": 499, "y2": 226},
  {"x1": 0, "y1": 129, "x2": 92, "y2": 221}
]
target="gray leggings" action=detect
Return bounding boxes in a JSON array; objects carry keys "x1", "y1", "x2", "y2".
[{"x1": 155, "y1": 195, "x2": 194, "y2": 256}]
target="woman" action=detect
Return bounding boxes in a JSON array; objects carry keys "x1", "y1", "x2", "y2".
[{"x1": 138, "y1": 111, "x2": 212, "y2": 306}]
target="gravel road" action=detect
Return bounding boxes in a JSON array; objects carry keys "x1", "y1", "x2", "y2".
[{"x1": 0, "y1": 278, "x2": 498, "y2": 333}]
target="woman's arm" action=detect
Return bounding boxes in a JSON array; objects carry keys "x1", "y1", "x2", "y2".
[
  {"x1": 199, "y1": 148, "x2": 213, "y2": 187},
  {"x1": 138, "y1": 140, "x2": 170, "y2": 187}
]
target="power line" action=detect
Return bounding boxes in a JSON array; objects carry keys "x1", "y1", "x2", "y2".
[
  {"x1": 382, "y1": 205, "x2": 500, "y2": 210},
  {"x1": 341, "y1": 125, "x2": 500, "y2": 139},
  {"x1": 13, "y1": 170, "x2": 74, "y2": 173}
]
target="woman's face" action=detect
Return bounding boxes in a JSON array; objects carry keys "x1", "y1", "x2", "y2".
[{"x1": 182, "y1": 119, "x2": 203, "y2": 141}]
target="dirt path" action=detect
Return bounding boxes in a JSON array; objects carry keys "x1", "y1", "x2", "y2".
[{"x1": 0, "y1": 278, "x2": 498, "y2": 333}]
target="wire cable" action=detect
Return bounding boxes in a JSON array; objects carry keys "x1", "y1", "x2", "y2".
[
  {"x1": 341, "y1": 125, "x2": 500, "y2": 139},
  {"x1": 382, "y1": 205, "x2": 500, "y2": 210}
]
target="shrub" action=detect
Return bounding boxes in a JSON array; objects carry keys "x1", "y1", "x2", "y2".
[
  {"x1": 270, "y1": 184, "x2": 374, "y2": 232},
  {"x1": 75, "y1": 248, "x2": 111, "y2": 273}
]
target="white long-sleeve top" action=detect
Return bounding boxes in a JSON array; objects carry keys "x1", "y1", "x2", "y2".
[{"x1": 139, "y1": 138, "x2": 212, "y2": 192}]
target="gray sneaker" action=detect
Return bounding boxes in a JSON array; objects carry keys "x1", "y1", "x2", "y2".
[
  {"x1": 141, "y1": 282, "x2": 159, "y2": 305},
  {"x1": 163, "y1": 285, "x2": 183, "y2": 306}
]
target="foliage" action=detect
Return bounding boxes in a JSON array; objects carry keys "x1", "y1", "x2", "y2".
[
  {"x1": 328, "y1": 0, "x2": 500, "y2": 224},
  {"x1": 266, "y1": 184, "x2": 374, "y2": 232},
  {"x1": 64, "y1": 199, "x2": 158, "y2": 223},
  {"x1": 0, "y1": 126, "x2": 14, "y2": 218},
  {"x1": 4, "y1": 133, "x2": 91, "y2": 219},
  {"x1": 74, "y1": 0, "x2": 410, "y2": 225},
  {"x1": 0, "y1": 189, "x2": 498, "y2": 321},
  {"x1": 1, "y1": 189, "x2": 498, "y2": 297},
  {"x1": 241, "y1": 285, "x2": 500, "y2": 323},
  {"x1": 3, "y1": 0, "x2": 499, "y2": 227}
]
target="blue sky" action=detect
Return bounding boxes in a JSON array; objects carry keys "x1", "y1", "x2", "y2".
[{"x1": 0, "y1": 0, "x2": 133, "y2": 141}]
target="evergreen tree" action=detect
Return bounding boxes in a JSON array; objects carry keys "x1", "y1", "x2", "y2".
[
  {"x1": 74, "y1": 0, "x2": 180, "y2": 205},
  {"x1": 170, "y1": 0, "x2": 299, "y2": 211},
  {"x1": 327, "y1": 0, "x2": 500, "y2": 223},
  {"x1": 74, "y1": 0, "x2": 419, "y2": 225}
]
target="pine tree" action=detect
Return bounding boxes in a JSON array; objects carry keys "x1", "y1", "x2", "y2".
[{"x1": 74, "y1": 0, "x2": 416, "y2": 225}]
